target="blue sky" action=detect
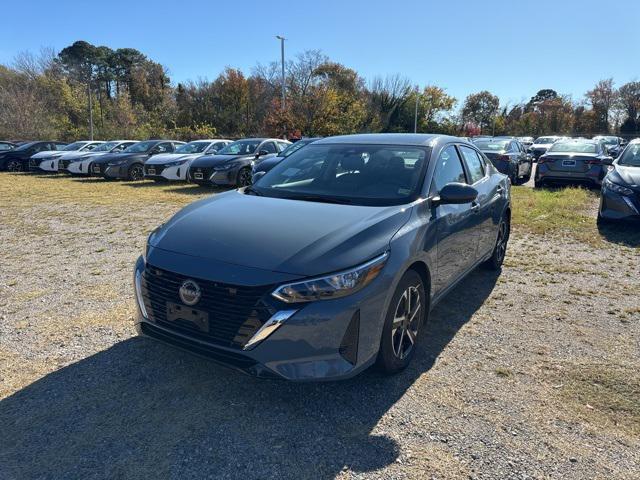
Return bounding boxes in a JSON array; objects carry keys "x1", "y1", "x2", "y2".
[{"x1": 3, "y1": 0, "x2": 639, "y2": 106}]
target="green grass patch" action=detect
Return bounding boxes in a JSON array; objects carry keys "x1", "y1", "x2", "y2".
[{"x1": 511, "y1": 187, "x2": 599, "y2": 243}]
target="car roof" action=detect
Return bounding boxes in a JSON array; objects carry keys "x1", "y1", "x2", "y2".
[{"x1": 313, "y1": 133, "x2": 458, "y2": 147}]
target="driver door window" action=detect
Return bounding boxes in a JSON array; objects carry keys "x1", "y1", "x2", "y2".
[
  {"x1": 431, "y1": 145, "x2": 467, "y2": 193},
  {"x1": 261, "y1": 142, "x2": 277, "y2": 154}
]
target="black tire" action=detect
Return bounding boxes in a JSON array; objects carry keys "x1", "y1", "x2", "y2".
[
  {"x1": 128, "y1": 163, "x2": 144, "y2": 181},
  {"x1": 6, "y1": 160, "x2": 22, "y2": 172},
  {"x1": 509, "y1": 166, "x2": 519, "y2": 186},
  {"x1": 376, "y1": 269, "x2": 426, "y2": 374},
  {"x1": 236, "y1": 167, "x2": 252, "y2": 188},
  {"x1": 483, "y1": 214, "x2": 510, "y2": 270}
]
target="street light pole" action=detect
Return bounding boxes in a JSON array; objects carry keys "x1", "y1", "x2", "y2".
[
  {"x1": 413, "y1": 85, "x2": 419, "y2": 133},
  {"x1": 276, "y1": 35, "x2": 286, "y2": 111},
  {"x1": 88, "y1": 80, "x2": 94, "y2": 140}
]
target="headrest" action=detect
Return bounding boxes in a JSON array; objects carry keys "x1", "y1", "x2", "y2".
[{"x1": 341, "y1": 155, "x2": 364, "y2": 171}]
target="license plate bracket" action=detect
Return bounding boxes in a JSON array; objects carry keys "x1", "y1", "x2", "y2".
[
  {"x1": 166, "y1": 302, "x2": 209, "y2": 332},
  {"x1": 562, "y1": 159, "x2": 576, "y2": 167}
]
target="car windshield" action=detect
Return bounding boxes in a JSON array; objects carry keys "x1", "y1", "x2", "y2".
[
  {"x1": 549, "y1": 142, "x2": 598, "y2": 153},
  {"x1": 618, "y1": 144, "x2": 640, "y2": 167},
  {"x1": 252, "y1": 144, "x2": 428, "y2": 206},
  {"x1": 534, "y1": 137, "x2": 557, "y2": 144},
  {"x1": 472, "y1": 139, "x2": 509, "y2": 151},
  {"x1": 175, "y1": 142, "x2": 211, "y2": 154},
  {"x1": 13, "y1": 142, "x2": 37, "y2": 151},
  {"x1": 594, "y1": 136, "x2": 618, "y2": 145},
  {"x1": 91, "y1": 141, "x2": 120, "y2": 152},
  {"x1": 123, "y1": 141, "x2": 157, "y2": 153},
  {"x1": 278, "y1": 140, "x2": 313, "y2": 157},
  {"x1": 218, "y1": 140, "x2": 261, "y2": 155},
  {"x1": 63, "y1": 142, "x2": 88, "y2": 151}
]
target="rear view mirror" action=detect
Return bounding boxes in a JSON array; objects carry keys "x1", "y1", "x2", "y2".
[
  {"x1": 257, "y1": 149, "x2": 269, "y2": 157},
  {"x1": 433, "y1": 183, "x2": 478, "y2": 205}
]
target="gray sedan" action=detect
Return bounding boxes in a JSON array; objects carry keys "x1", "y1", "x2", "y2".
[{"x1": 134, "y1": 134, "x2": 511, "y2": 381}]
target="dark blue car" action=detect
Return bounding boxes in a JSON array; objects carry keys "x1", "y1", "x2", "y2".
[{"x1": 134, "y1": 134, "x2": 511, "y2": 381}]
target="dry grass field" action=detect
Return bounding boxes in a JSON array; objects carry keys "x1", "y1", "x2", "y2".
[{"x1": 0, "y1": 172, "x2": 639, "y2": 479}]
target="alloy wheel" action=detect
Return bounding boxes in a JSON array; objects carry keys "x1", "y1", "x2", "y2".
[
  {"x1": 495, "y1": 221, "x2": 507, "y2": 264},
  {"x1": 238, "y1": 168, "x2": 252, "y2": 187},
  {"x1": 7, "y1": 160, "x2": 21, "y2": 172},
  {"x1": 391, "y1": 285, "x2": 421, "y2": 359},
  {"x1": 130, "y1": 165, "x2": 143, "y2": 181}
]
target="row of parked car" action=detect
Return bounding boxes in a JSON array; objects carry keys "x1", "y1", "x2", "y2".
[
  {"x1": 0, "y1": 138, "x2": 317, "y2": 186},
  {"x1": 469, "y1": 135, "x2": 640, "y2": 222},
  {"x1": 1, "y1": 133, "x2": 638, "y2": 223}
]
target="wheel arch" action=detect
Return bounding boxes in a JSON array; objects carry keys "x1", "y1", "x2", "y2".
[{"x1": 405, "y1": 260, "x2": 432, "y2": 313}]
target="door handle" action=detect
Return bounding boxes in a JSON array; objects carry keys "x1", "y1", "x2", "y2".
[
  {"x1": 496, "y1": 186, "x2": 504, "y2": 194},
  {"x1": 471, "y1": 201, "x2": 480, "y2": 213}
]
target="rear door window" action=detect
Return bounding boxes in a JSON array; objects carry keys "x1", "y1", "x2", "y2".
[{"x1": 458, "y1": 145, "x2": 485, "y2": 184}]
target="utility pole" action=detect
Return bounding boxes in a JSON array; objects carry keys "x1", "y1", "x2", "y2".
[
  {"x1": 413, "y1": 85, "x2": 419, "y2": 133},
  {"x1": 88, "y1": 80, "x2": 94, "y2": 140},
  {"x1": 276, "y1": 36, "x2": 286, "y2": 111}
]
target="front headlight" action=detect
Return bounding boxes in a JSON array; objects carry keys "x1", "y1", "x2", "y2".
[
  {"x1": 166, "y1": 159, "x2": 188, "y2": 167},
  {"x1": 272, "y1": 252, "x2": 389, "y2": 303},
  {"x1": 603, "y1": 177, "x2": 633, "y2": 196},
  {"x1": 214, "y1": 162, "x2": 236, "y2": 171}
]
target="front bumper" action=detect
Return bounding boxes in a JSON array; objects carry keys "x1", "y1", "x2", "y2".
[
  {"x1": 133, "y1": 250, "x2": 391, "y2": 381},
  {"x1": 189, "y1": 166, "x2": 238, "y2": 186},
  {"x1": 599, "y1": 188, "x2": 640, "y2": 221},
  {"x1": 144, "y1": 164, "x2": 187, "y2": 181},
  {"x1": 67, "y1": 159, "x2": 92, "y2": 175},
  {"x1": 101, "y1": 163, "x2": 128, "y2": 179}
]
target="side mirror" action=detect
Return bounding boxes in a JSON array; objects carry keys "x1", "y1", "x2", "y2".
[
  {"x1": 256, "y1": 149, "x2": 269, "y2": 157},
  {"x1": 208, "y1": 149, "x2": 218, "y2": 155},
  {"x1": 602, "y1": 157, "x2": 614, "y2": 165},
  {"x1": 252, "y1": 171, "x2": 266, "y2": 183},
  {"x1": 433, "y1": 183, "x2": 478, "y2": 206}
]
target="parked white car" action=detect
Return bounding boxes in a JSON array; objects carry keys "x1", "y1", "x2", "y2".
[
  {"x1": 143, "y1": 139, "x2": 232, "y2": 181},
  {"x1": 30, "y1": 141, "x2": 104, "y2": 172},
  {"x1": 65, "y1": 140, "x2": 139, "y2": 175}
]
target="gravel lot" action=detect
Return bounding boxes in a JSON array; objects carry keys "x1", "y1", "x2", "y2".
[{"x1": 0, "y1": 172, "x2": 639, "y2": 479}]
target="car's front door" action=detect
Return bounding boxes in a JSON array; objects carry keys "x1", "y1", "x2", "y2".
[{"x1": 430, "y1": 145, "x2": 479, "y2": 294}]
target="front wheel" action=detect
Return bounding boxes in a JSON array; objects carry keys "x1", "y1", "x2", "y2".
[
  {"x1": 6, "y1": 160, "x2": 21, "y2": 172},
  {"x1": 376, "y1": 270, "x2": 426, "y2": 374},
  {"x1": 483, "y1": 215, "x2": 510, "y2": 270},
  {"x1": 128, "y1": 163, "x2": 144, "y2": 181},
  {"x1": 236, "y1": 167, "x2": 252, "y2": 187}
]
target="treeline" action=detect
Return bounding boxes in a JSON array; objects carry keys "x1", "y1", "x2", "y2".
[{"x1": 1, "y1": 40, "x2": 639, "y2": 141}]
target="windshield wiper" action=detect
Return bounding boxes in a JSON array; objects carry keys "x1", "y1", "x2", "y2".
[{"x1": 285, "y1": 194, "x2": 353, "y2": 205}]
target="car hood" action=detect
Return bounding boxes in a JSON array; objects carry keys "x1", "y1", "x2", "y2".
[
  {"x1": 146, "y1": 153, "x2": 200, "y2": 165},
  {"x1": 191, "y1": 153, "x2": 256, "y2": 167},
  {"x1": 92, "y1": 152, "x2": 147, "y2": 164},
  {"x1": 31, "y1": 150, "x2": 65, "y2": 159},
  {"x1": 254, "y1": 156, "x2": 283, "y2": 170},
  {"x1": 613, "y1": 165, "x2": 640, "y2": 186},
  {"x1": 150, "y1": 190, "x2": 412, "y2": 277},
  {"x1": 59, "y1": 151, "x2": 92, "y2": 160}
]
